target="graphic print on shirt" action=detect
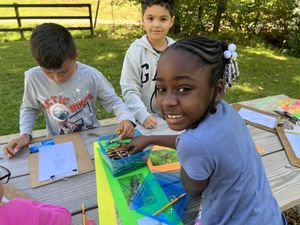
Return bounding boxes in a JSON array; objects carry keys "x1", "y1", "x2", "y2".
[
  {"x1": 140, "y1": 62, "x2": 158, "y2": 113},
  {"x1": 43, "y1": 93, "x2": 95, "y2": 134},
  {"x1": 141, "y1": 63, "x2": 150, "y2": 84},
  {"x1": 141, "y1": 63, "x2": 157, "y2": 83}
]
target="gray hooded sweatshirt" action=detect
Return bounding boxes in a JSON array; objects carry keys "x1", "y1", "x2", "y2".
[{"x1": 120, "y1": 35, "x2": 175, "y2": 124}]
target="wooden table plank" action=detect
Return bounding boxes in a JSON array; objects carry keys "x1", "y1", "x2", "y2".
[
  {"x1": 262, "y1": 151, "x2": 300, "y2": 210},
  {"x1": 0, "y1": 149, "x2": 29, "y2": 176},
  {"x1": 247, "y1": 126, "x2": 283, "y2": 155},
  {"x1": 9, "y1": 172, "x2": 98, "y2": 213},
  {"x1": 0, "y1": 129, "x2": 47, "y2": 145}
]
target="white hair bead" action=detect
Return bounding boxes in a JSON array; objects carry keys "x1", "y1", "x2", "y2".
[
  {"x1": 223, "y1": 50, "x2": 232, "y2": 59},
  {"x1": 228, "y1": 43, "x2": 236, "y2": 52},
  {"x1": 223, "y1": 43, "x2": 239, "y2": 91},
  {"x1": 231, "y1": 51, "x2": 238, "y2": 60}
]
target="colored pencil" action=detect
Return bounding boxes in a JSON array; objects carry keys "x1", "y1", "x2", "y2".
[
  {"x1": 152, "y1": 192, "x2": 186, "y2": 216},
  {"x1": 82, "y1": 203, "x2": 86, "y2": 225}
]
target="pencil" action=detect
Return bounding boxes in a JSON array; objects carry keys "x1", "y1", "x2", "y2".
[
  {"x1": 108, "y1": 128, "x2": 123, "y2": 144},
  {"x1": 152, "y1": 192, "x2": 186, "y2": 216},
  {"x1": 82, "y1": 203, "x2": 86, "y2": 225}
]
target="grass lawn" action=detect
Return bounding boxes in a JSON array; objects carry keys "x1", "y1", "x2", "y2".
[
  {"x1": 0, "y1": 0, "x2": 140, "y2": 22},
  {"x1": 0, "y1": 1, "x2": 299, "y2": 135},
  {"x1": 0, "y1": 32, "x2": 299, "y2": 135}
]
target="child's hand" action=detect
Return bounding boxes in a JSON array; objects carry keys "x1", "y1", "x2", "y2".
[
  {"x1": 143, "y1": 115, "x2": 157, "y2": 129},
  {"x1": 127, "y1": 135, "x2": 151, "y2": 154},
  {"x1": 3, "y1": 134, "x2": 31, "y2": 158},
  {"x1": 118, "y1": 120, "x2": 135, "y2": 139}
]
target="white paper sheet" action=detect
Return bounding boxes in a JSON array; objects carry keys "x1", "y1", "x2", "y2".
[
  {"x1": 137, "y1": 217, "x2": 167, "y2": 225},
  {"x1": 238, "y1": 108, "x2": 277, "y2": 129},
  {"x1": 2, "y1": 196, "x2": 9, "y2": 203},
  {"x1": 38, "y1": 142, "x2": 78, "y2": 181},
  {"x1": 284, "y1": 130, "x2": 300, "y2": 158},
  {"x1": 292, "y1": 124, "x2": 300, "y2": 132}
]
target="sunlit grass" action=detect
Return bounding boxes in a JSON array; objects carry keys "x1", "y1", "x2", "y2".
[
  {"x1": 241, "y1": 47, "x2": 288, "y2": 61},
  {"x1": 1, "y1": 36, "x2": 299, "y2": 135},
  {"x1": 0, "y1": 4, "x2": 299, "y2": 135},
  {"x1": 0, "y1": 0, "x2": 140, "y2": 24},
  {"x1": 223, "y1": 46, "x2": 300, "y2": 104}
]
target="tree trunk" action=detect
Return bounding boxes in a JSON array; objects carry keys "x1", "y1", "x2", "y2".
[
  {"x1": 172, "y1": 0, "x2": 181, "y2": 34},
  {"x1": 197, "y1": 0, "x2": 204, "y2": 32},
  {"x1": 213, "y1": 0, "x2": 228, "y2": 33}
]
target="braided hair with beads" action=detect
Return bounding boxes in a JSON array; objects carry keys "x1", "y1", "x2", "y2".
[
  {"x1": 165, "y1": 36, "x2": 239, "y2": 90},
  {"x1": 156, "y1": 36, "x2": 239, "y2": 120}
]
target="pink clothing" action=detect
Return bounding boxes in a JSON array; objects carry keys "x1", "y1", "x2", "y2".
[{"x1": 0, "y1": 198, "x2": 71, "y2": 225}]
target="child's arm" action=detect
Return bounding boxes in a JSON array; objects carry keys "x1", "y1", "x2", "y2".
[
  {"x1": 128, "y1": 135, "x2": 178, "y2": 154},
  {"x1": 180, "y1": 167, "x2": 208, "y2": 198},
  {"x1": 5, "y1": 73, "x2": 40, "y2": 158},
  {"x1": 19, "y1": 72, "x2": 40, "y2": 136},
  {"x1": 120, "y1": 50, "x2": 152, "y2": 125},
  {"x1": 95, "y1": 70, "x2": 136, "y2": 126}
]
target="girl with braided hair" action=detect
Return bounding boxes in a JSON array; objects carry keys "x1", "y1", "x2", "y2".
[{"x1": 128, "y1": 36, "x2": 286, "y2": 225}]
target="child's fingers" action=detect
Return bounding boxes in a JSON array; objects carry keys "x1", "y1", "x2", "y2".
[
  {"x1": 3, "y1": 149, "x2": 13, "y2": 158},
  {"x1": 118, "y1": 122, "x2": 135, "y2": 139},
  {"x1": 119, "y1": 127, "x2": 133, "y2": 139},
  {"x1": 116, "y1": 128, "x2": 122, "y2": 135},
  {"x1": 143, "y1": 116, "x2": 157, "y2": 129},
  {"x1": 129, "y1": 128, "x2": 134, "y2": 137},
  {"x1": 148, "y1": 120, "x2": 157, "y2": 128},
  {"x1": 3, "y1": 135, "x2": 30, "y2": 158},
  {"x1": 144, "y1": 121, "x2": 156, "y2": 129},
  {"x1": 126, "y1": 143, "x2": 141, "y2": 155},
  {"x1": 3, "y1": 144, "x2": 15, "y2": 158},
  {"x1": 14, "y1": 142, "x2": 26, "y2": 154}
]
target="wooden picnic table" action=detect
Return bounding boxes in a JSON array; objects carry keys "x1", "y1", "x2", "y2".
[{"x1": 0, "y1": 94, "x2": 300, "y2": 225}]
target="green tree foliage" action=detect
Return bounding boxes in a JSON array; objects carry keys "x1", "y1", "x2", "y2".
[{"x1": 127, "y1": 0, "x2": 300, "y2": 56}]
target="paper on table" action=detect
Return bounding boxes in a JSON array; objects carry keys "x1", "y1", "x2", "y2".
[
  {"x1": 293, "y1": 124, "x2": 300, "y2": 132},
  {"x1": 137, "y1": 217, "x2": 168, "y2": 225},
  {"x1": 284, "y1": 130, "x2": 300, "y2": 158},
  {"x1": 38, "y1": 142, "x2": 78, "y2": 181},
  {"x1": 239, "y1": 108, "x2": 277, "y2": 129},
  {"x1": 2, "y1": 196, "x2": 9, "y2": 203}
]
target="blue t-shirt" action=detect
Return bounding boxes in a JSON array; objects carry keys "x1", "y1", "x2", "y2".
[{"x1": 177, "y1": 100, "x2": 284, "y2": 225}]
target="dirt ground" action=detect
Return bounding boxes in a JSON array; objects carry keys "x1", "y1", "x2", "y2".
[{"x1": 283, "y1": 207, "x2": 300, "y2": 225}]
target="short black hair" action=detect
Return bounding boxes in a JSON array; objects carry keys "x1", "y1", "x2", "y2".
[
  {"x1": 141, "y1": 0, "x2": 175, "y2": 17},
  {"x1": 30, "y1": 23, "x2": 77, "y2": 69}
]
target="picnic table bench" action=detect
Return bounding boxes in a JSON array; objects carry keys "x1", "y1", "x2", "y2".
[{"x1": 0, "y1": 95, "x2": 300, "y2": 224}]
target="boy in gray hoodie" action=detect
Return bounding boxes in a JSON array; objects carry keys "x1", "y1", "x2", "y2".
[
  {"x1": 4, "y1": 23, "x2": 135, "y2": 158},
  {"x1": 120, "y1": 0, "x2": 175, "y2": 129}
]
